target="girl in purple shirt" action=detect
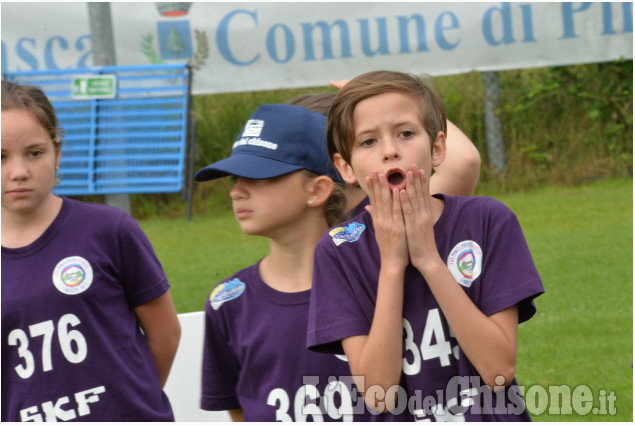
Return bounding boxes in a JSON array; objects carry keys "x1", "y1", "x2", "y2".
[{"x1": 1, "y1": 80, "x2": 181, "y2": 421}]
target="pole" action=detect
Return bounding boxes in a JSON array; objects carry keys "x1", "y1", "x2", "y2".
[
  {"x1": 482, "y1": 71, "x2": 506, "y2": 174},
  {"x1": 87, "y1": 2, "x2": 131, "y2": 214}
]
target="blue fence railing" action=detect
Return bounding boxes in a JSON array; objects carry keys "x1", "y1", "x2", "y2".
[{"x1": 4, "y1": 64, "x2": 191, "y2": 196}]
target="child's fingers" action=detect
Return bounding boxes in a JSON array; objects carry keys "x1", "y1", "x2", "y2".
[
  {"x1": 402, "y1": 166, "x2": 420, "y2": 213},
  {"x1": 366, "y1": 172, "x2": 389, "y2": 220},
  {"x1": 376, "y1": 172, "x2": 394, "y2": 219},
  {"x1": 365, "y1": 175, "x2": 377, "y2": 206},
  {"x1": 376, "y1": 173, "x2": 401, "y2": 221},
  {"x1": 415, "y1": 167, "x2": 429, "y2": 212},
  {"x1": 404, "y1": 165, "x2": 428, "y2": 213},
  {"x1": 399, "y1": 187, "x2": 413, "y2": 222}
]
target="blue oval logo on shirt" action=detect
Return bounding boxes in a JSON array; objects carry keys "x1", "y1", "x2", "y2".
[{"x1": 209, "y1": 278, "x2": 246, "y2": 310}]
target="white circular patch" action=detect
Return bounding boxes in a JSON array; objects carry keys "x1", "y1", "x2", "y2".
[
  {"x1": 52, "y1": 256, "x2": 94, "y2": 295},
  {"x1": 446, "y1": 240, "x2": 483, "y2": 288}
]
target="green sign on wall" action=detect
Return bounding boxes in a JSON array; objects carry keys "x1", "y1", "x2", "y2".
[{"x1": 72, "y1": 75, "x2": 117, "y2": 99}]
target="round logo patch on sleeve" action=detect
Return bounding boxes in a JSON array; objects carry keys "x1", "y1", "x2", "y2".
[
  {"x1": 52, "y1": 256, "x2": 94, "y2": 295},
  {"x1": 447, "y1": 240, "x2": 483, "y2": 288}
]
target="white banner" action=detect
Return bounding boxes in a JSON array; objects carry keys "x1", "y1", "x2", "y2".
[{"x1": 1, "y1": 2, "x2": 632, "y2": 95}]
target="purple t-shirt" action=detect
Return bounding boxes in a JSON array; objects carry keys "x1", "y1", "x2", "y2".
[
  {"x1": 308, "y1": 194, "x2": 545, "y2": 421},
  {"x1": 201, "y1": 261, "x2": 382, "y2": 421},
  {"x1": 1, "y1": 197, "x2": 174, "y2": 422}
]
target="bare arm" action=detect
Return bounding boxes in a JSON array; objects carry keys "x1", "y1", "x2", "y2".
[
  {"x1": 341, "y1": 267, "x2": 405, "y2": 413},
  {"x1": 134, "y1": 291, "x2": 181, "y2": 387},
  {"x1": 430, "y1": 120, "x2": 481, "y2": 196},
  {"x1": 228, "y1": 408, "x2": 244, "y2": 421},
  {"x1": 341, "y1": 172, "x2": 409, "y2": 413}
]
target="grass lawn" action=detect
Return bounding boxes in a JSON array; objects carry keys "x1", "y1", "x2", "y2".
[
  {"x1": 140, "y1": 178, "x2": 633, "y2": 422},
  {"x1": 494, "y1": 179, "x2": 633, "y2": 422}
]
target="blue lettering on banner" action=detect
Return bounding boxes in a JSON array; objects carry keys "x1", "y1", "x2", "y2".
[
  {"x1": 2, "y1": 35, "x2": 92, "y2": 73},
  {"x1": 45, "y1": 36, "x2": 68, "y2": 70},
  {"x1": 359, "y1": 18, "x2": 390, "y2": 57},
  {"x1": 397, "y1": 15, "x2": 429, "y2": 53},
  {"x1": 301, "y1": 21, "x2": 353, "y2": 60},
  {"x1": 561, "y1": 2, "x2": 633, "y2": 39},
  {"x1": 482, "y1": 3, "x2": 516, "y2": 46},
  {"x1": 519, "y1": 4, "x2": 536, "y2": 42},
  {"x1": 216, "y1": 9, "x2": 259, "y2": 66},
  {"x1": 1, "y1": 4, "x2": 632, "y2": 75},
  {"x1": 436, "y1": 11, "x2": 461, "y2": 50},
  {"x1": 217, "y1": 8, "x2": 467, "y2": 65},
  {"x1": 267, "y1": 24, "x2": 295, "y2": 63},
  {"x1": 601, "y1": 2, "x2": 633, "y2": 35},
  {"x1": 16, "y1": 38, "x2": 39, "y2": 71},
  {"x1": 482, "y1": 3, "x2": 539, "y2": 46},
  {"x1": 74, "y1": 35, "x2": 93, "y2": 68},
  {"x1": 561, "y1": 2, "x2": 593, "y2": 39}
]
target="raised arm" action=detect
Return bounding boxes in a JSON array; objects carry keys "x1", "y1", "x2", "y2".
[
  {"x1": 430, "y1": 120, "x2": 481, "y2": 196},
  {"x1": 340, "y1": 172, "x2": 409, "y2": 414}
]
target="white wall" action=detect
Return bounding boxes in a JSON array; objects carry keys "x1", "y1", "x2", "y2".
[{"x1": 164, "y1": 311, "x2": 230, "y2": 422}]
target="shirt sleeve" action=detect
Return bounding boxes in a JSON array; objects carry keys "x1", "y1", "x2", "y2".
[
  {"x1": 473, "y1": 204, "x2": 545, "y2": 323},
  {"x1": 116, "y1": 213, "x2": 170, "y2": 307},
  {"x1": 200, "y1": 296, "x2": 241, "y2": 411},
  {"x1": 307, "y1": 240, "x2": 373, "y2": 354}
]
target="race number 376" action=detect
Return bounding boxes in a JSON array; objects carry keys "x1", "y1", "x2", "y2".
[{"x1": 8, "y1": 313, "x2": 87, "y2": 379}]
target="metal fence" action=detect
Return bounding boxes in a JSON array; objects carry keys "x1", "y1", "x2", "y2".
[{"x1": 4, "y1": 64, "x2": 191, "y2": 196}]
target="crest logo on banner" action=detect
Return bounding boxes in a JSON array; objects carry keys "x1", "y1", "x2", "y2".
[{"x1": 141, "y1": 2, "x2": 209, "y2": 72}]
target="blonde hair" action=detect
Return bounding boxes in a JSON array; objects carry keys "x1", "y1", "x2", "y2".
[{"x1": 327, "y1": 71, "x2": 447, "y2": 165}]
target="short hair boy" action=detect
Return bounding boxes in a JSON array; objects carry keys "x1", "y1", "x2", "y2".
[{"x1": 307, "y1": 70, "x2": 544, "y2": 421}]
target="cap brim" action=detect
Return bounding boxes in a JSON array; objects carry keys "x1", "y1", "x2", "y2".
[{"x1": 194, "y1": 153, "x2": 303, "y2": 182}]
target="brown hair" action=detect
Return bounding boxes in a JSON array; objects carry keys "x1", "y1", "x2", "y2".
[
  {"x1": 287, "y1": 92, "x2": 336, "y2": 116},
  {"x1": 322, "y1": 180, "x2": 347, "y2": 227},
  {"x1": 290, "y1": 93, "x2": 347, "y2": 227},
  {"x1": 326, "y1": 71, "x2": 447, "y2": 165},
  {"x1": 1, "y1": 80, "x2": 62, "y2": 152}
]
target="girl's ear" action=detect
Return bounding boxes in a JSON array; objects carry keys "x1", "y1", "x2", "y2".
[
  {"x1": 54, "y1": 139, "x2": 62, "y2": 169},
  {"x1": 306, "y1": 175, "x2": 334, "y2": 207},
  {"x1": 333, "y1": 153, "x2": 358, "y2": 185},
  {"x1": 431, "y1": 131, "x2": 446, "y2": 168}
]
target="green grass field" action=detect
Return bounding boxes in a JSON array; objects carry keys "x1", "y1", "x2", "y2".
[{"x1": 140, "y1": 178, "x2": 633, "y2": 421}]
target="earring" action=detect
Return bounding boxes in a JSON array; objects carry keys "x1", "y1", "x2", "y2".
[{"x1": 307, "y1": 200, "x2": 313, "y2": 205}]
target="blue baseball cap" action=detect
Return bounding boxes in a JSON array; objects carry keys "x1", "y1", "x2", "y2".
[{"x1": 195, "y1": 104, "x2": 342, "y2": 182}]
